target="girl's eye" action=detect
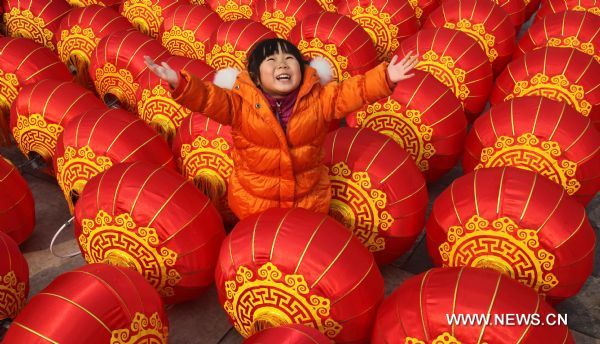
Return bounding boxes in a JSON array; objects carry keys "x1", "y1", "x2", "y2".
[
  {"x1": 266, "y1": 57, "x2": 274, "y2": 61},
  {"x1": 286, "y1": 56, "x2": 294, "y2": 60}
]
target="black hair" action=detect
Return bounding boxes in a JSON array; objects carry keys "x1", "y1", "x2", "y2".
[{"x1": 247, "y1": 38, "x2": 307, "y2": 86}]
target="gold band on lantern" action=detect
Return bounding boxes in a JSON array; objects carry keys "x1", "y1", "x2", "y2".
[
  {"x1": 349, "y1": 5, "x2": 399, "y2": 61},
  {"x1": 4, "y1": 8, "x2": 55, "y2": 50},
  {"x1": 161, "y1": 26, "x2": 206, "y2": 60},
  {"x1": 417, "y1": 50, "x2": 470, "y2": 101},
  {"x1": 122, "y1": 0, "x2": 163, "y2": 38},
  {"x1": 406, "y1": 332, "x2": 463, "y2": 344},
  {"x1": 12, "y1": 113, "x2": 63, "y2": 162},
  {"x1": 110, "y1": 312, "x2": 168, "y2": 343},
  {"x1": 214, "y1": 0, "x2": 253, "y2": 21},
  {"x1": 0, "y1": 270, "x2": 27, "y2": 319},
  {"x1": 444, "y1": 19, "x2": 498, "y2": 63},
  {"x1": 94, "y1": 63, "x2": 140, "y2": 111},
  {"x1": 297, "y1": 38, "x2": 350, "y2": 81},
  {"x1": 261, "y1": 11, "x2": 296, "y2": 39},
  {"x1": 547, "y1": 36, "x2": 598, "y2": 62}
]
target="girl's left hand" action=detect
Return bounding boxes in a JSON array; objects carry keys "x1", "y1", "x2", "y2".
[{"x1": 387, "y1": 51, "x2": 419, "y2": 83}]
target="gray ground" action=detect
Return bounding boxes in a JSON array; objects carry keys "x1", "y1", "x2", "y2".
[{"x1": 0, "y1": 143, "x2": 598, "y2": 343}]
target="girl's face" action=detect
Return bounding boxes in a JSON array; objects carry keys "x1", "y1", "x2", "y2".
[{"x1": 258, "y1": 47, "x2": 302, "y2": 99}]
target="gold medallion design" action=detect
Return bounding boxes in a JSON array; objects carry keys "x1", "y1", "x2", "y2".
[
  {"x1": 94, "y1": 63, "x2": 140, "y2": 111},
  {"x1": 57, "y1": 25, "x2": 100, "y2": 69},
  {"x1": 329, "y1": 162, "x2": 393, "y2": 252},
  {"x1": 406, "y1": 332, "x2": 463, "y2": 344},
  {"x1": 205, "y1": 43, "x2": 247, "y2": 71},
  {"x1": 407, "y1": 0, "x2": 424, "y2": 20},
  {"x1": 417, "y1": 50, "x2": 470, "y2": 101},
  {"x1": 476, "y1": 133, "x2": 580, "y2": 195},
  {"x1": 571, "y1": 5, "x2": 600, "y2": 16},
  {"x1": 180, "y1": 135, "x2": 234, "y2": 198},
  {"x1": 350, "y1": 5, "x2": 399, "y2": 61},
  {"x1": 444, "y1": 19, "x2": 498, "y2": 63},
  {"x1": 138, "y1": 85, "x2": 192, "y2": 139},
  {"x1": 67, "y1": 0, "x2": 108, "y2": 6},
  {"x1": 56, "y1": 145, "x2": 114, "y2": 213},
  {"x1": 224, "y1": 262, "x2": 342, "y2": 338},
  {"x1": 261, "y1": 10, "x2": 296, "y2": 39},
  {"x1": 4, "y1": 8, "x2": 55, "y2": 50},
  {"x1": 297, "y1": 38, "x2": 350, "y2": 81},
  {"x1": 355, "y1": 98, "x2": 435, "y2": 171},
  {"x1": 122, "y1": 0, "x2": 163, "y2": 38},
  {"x1": 214, "y1": 0, "x2": 253, "y2": 21},
  {"x1": 315, "y1": 0, "x2": 336, "y2": 12},
  {"x1": 0, "y1": 271, "x2": 27, "y2": 319},
  {"x1": 505, "y1": 73, "x2": 592, "y2": 116},
  {"x1": 439, "y1": 215, "x2": 558, "y2": 293},
  {"x1": 80, "y1": 210, "x2": 181, "y2": 297},
  {"x1": 12, "y1": 113, "x2": 64, "y2": 161},
  {"x1": 547, "y1": 36, "x2": 598, "y2": 62},
  {"x1": 111, "y1": 312, "x2": 168, "y2": 343},
  {"x1": 189, "y1": 0, "x2": 205, "y2": 4},
  {"x1": 161, "y1": 25, "x2": 205, "y2": 60},
  {"x1": 0, "y1": 69, "x2": 20, "y2": 112}
]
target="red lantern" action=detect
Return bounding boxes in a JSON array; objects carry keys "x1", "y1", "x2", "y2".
[
  {"x1": 89, "y1": 29, "x2": 169, "y2": 111},
  {"x1": 215, "y1": 207, "x2": 384, "y2": 342},
  {"x1": 53, "y1": 108, "x2": 176, "y2": 213},
  {"x1": 10, "y1": 79, "x2": 106, "y2": 167},
  {"x1": 426, "y1": 167, "x2": 595, "y2": 303},
  {"x1": 56, "y1": 5, "x2": 132, "y2": 88},
  {"x1": 65, "y1": 0, "x2": 121, "y2": 8},
  {"x1": 288, "y1": 12, "x2": 379, "y2": 81},
  {"x1": 206, "y1": 0, "x2": 255, "y2": 21},
  {"x1": 172, "y1": 113, "x2": 236, "y2": 227},
  {"x1": 205, "y1": 19, "x2": 276, "y2": 70},
  {"x1": 323, "y1": 128, "x2": 428, "y2": 264},
  {"x1": 2, "y1": 0, "x2": 71, "y2": 50},
  {"x1": 395, "y1": 28, "x2": 494, "y2": 119},
  {"x1": 0, "y1": 37, "x2": 72, "y2": 145},
  {"x1": 491, "y1": 47, "x2": 600, "y2": 129},
  {"x1": 160, "y1": 4, "x2": 223, "y2": 60},
  {"x1": 252, "y1": 0, "x2": 323, "y2": 39},
  {"x1": 136, "y1": 55, "x2": 214, "y2": 140},
  {"x1": 0, "y1": 157, "x2": 35, "y2": 244},
  {"x1": 74, "y1": 162, "x2": 226, "y2": 303},
  {"x1": 120, "y1": 0, "x2": 187, "y2": 39},
  {"x1": 347, "y1": 70, "x2": 467, "y2": 181},
  {"x1": 337, "y1": 0, "x2": 419, "y2": 62},
  {"x1": 536, "y1": 0, "x2": 600, "y2": 22},
  {"x1": 0, "y1": 232, "x2": 29, "y2": 320},
  {"x1": 423, "y1": 0, "x2": 516, "y2": 74},
  {"x1": 517, "y1": 11, "x2": 600, "y2": 63},
  {"x1": 372, "y1": 267, "x2": 574, "y2": 343},
  {"x1": 463, "y1": 96, "x2": 600, "y2": 205},
  {"x1": 244, "y1": 324, "x2": 331, "y2": 344},
  {"x1": 3, "y1": 263, "x2": 168, "y2": 343},
  {"x1": 493, "y1": 0, "x2": 526, "y2": 29}
]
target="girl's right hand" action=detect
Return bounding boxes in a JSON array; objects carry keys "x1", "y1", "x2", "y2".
[{"x1": 144, "y1": 56, "x2": 179, "y2": 89}]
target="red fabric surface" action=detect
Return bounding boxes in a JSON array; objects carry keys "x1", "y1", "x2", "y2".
[
  {"x1": 0, "y1": 231, "x2": 29, "y2": 320},
  {"x1": 244, "y1": 324, "x2": 331, "y2": 344},
  {"x1": 0, "y1": 157, "x2": 35, "y2": 244}
]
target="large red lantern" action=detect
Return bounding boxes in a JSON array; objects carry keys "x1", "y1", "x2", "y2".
[
  {"x1": 395, "y1": 28, "x2": 494, "y2": 119},
  {"x1": 244, "y1": 324, "x2": 331, "y2": 344},
  {"x1": 2, "y1": 0, "x2": 71, "y2": 50},
  {"x1": 491, "y1": 47, "x2": 600, "y2": 128},
  {"x1": 3, "y1": 263, "x2": 168, "y2": 343},
  {"x1": 160, "y1": 4, "x2": 223, "y2": 60},
  {"x1": 206, "y1": 0, "x2": 255, "y2": 21},
  {"x1": 74, "y1": 162, "x2": 226, "y2": 303},
  {"x1": 423, "y1": 0, "x2": 516, "y2": 74},
  {"x1": 347, "y1": 70, "x2": 467, "y2": 181},
  {"x1": 0, "y1": 37, "x2": 72, "y2": 145},
  {"x1": 426, "y1": 167, "x2": 595, "y2": 303},
  {"x1": 464, "y1": 96, "x2": 600, "y2": 205},
  {"x1": 89, "y1": 29, "x2": 168, "y2": 111},
  {"x1": 252, "y1": 0, "x2": 323, "y2": 39},
  {"x1": 535, "y1": 0, "x2": 600, "y2": 22},
  {"x1": 10, "y1": 79, "x2": 106, "y2": 166},
  {"x1": 288, "y1": 12, "x2": 379, "y2": 81},
  {"x1": 215, "y1": 207, "x2": 385, "y2": 342},
  {"x1": 0, "y1": 157, "x2": 34, "y2": 244},
  {"x1": 205, "y1": 19, "x2": 276, "y2": 70},
  {"x1": 337, "y1": 0, "x2": 419, "y2": 62},
  {"x1": 0, "y1": 232, "x2": 29, "y2": 320},
  {"x1": 517, "y1": 11, "x2": 600, "y2": 63},
  {"x1": 120, "y1": 0, "x2": 187, "y2": 39},
  {"x1": 55, "y1": 5, "x2": 132, "y2": 88},
  {"x1": 323, "y1": 128, "x2": 428, "y2": 264},
  {"x1": 53, "y1": 108, "x2": 176, "y2": 213},
  {"x1": 172, "y1": 113, "x2": 236, "y2": 227},
  {"x1": 372, "y1": 267, "x2": 574, "y2": 343},
  {"x1": 136, "y1": 55, "x2": 214, "y2": 140}
]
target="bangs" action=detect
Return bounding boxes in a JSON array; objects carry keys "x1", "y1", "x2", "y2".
[
  {"x1": 259, "y1": 40, "x2": 295, "y2": 58},
  {"x1": 247, "y1": 38, "x2": 307, "y2": 85}
]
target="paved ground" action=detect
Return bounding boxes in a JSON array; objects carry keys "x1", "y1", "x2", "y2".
[{"x1": 0, "y1": 143, "x2": 598, "y2": 343}]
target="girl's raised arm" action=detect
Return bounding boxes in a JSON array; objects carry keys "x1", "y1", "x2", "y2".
[{"x1": 144, "y1": 56, "x2": 237, "y2": 126}]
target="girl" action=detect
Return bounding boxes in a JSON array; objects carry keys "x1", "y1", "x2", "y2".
[{"x1": 145, "y1": 38, "x2": 418, "y2": 220}]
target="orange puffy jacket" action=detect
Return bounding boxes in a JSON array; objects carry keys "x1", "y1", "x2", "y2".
[{"x1": 173, "y1": 62, "x2": 393, "y2": 220}]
